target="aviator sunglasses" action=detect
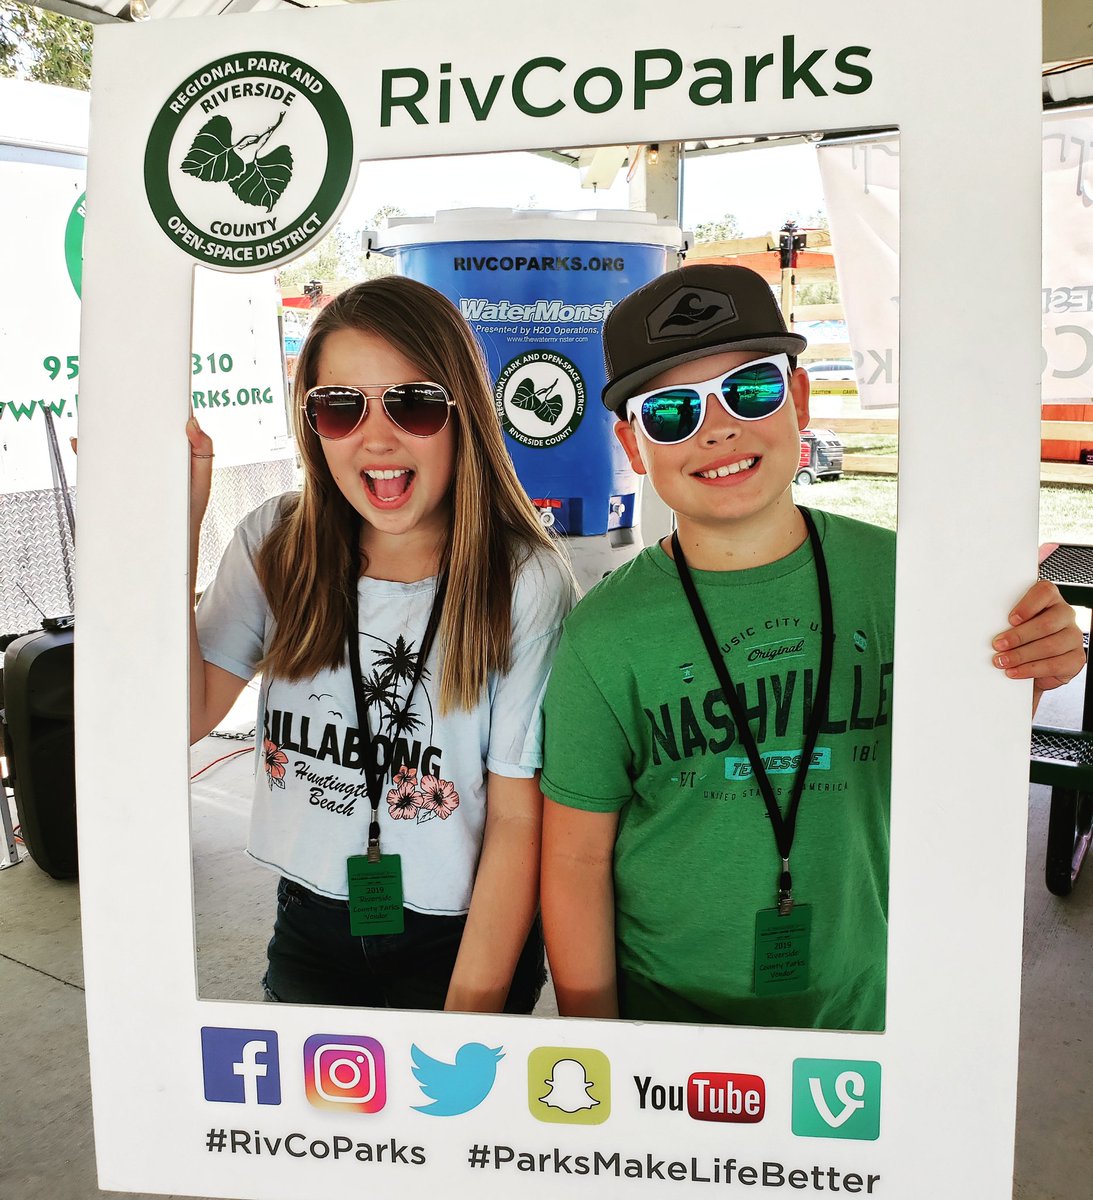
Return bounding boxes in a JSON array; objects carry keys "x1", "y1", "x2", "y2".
[
  {"x1": 624, "y1": 354, "x2": 791, "y2": 445},
  {"x1": 303, "y1": 382, "x2": 455, "y2": 440}
]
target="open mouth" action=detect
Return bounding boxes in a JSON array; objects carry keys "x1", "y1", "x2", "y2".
[
  {"x1": 363, "y1": 468, "x2": 415, "y2": 504},
  {"x1": 695, "y1": 457, "x2": 759, "y2": 481}
]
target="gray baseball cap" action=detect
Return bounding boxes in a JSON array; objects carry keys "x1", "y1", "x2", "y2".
[{"x1": 602, "y1": 263, "x2": 808, "y2": 413}]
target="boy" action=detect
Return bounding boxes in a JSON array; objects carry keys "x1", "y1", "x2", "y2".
[{"x1": 540, "y1": 263, "x2": 1084, "y2": 1030}]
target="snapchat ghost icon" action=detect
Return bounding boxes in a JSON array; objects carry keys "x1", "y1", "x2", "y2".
[
  {"x1": 528, "y1": 1047, "x2": 611, "y2": 1124},
  {"x1": 541, "y1": 1059, "x2": 599, "y2": 1112}
]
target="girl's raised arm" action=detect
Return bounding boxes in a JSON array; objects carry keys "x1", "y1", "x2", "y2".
[{"x1": 187, "y1": 418, "x2": 249, "y2": 742}]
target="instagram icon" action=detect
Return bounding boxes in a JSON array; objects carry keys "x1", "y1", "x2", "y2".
[{"x1": 303, "y1": 1035, "x2": 386, "y2": 1113}]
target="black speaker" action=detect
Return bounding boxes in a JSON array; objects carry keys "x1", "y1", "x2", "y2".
[{"x1": 2, "y1": 623, "x2": 76, "y2": 880}]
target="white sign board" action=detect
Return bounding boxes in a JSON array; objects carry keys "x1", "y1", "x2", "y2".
[
  {"x1": 0, "y1": 80, "x2": 291, "y2": 492},
  {"x1": 0, "y1": 90, "x2": 84, "y2": 493},
  {"x1": 190, "y1": 268, "x2": 293, "y2": 468},
  {"x1": 77, "y1": 2, "x2": 1042, "y2": 1197}
]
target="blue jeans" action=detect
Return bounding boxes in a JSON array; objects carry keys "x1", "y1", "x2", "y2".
[{"x1": 262, "y1": 877, "x2": 546, "y2": 1011}]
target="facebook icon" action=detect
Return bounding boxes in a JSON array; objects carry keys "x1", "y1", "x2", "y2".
[{"x1": 200, "y1": 1027, "x2": 281, "y2": 1105}]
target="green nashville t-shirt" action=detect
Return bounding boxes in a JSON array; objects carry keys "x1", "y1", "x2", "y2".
[{"x1": 541, "y1": 509, "x2": 894, "y2": 1030}]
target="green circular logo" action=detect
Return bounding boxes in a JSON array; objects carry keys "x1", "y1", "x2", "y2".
[
  {"x1": 65, "y1": 192, "x2": 85, "y2": 298},
  {"x1": 494, "y1": 350, "x2": 586, "y2": 449},
  {"x1": 144, "y1": 52, "x2": 353, "y2": 269}
]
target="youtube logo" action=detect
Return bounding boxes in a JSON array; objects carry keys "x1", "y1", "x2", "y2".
[{"x1": 687, "y1": 1072, "x2": 765, "y2": 1123}]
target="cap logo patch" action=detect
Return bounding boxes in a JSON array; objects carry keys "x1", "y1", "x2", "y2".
[{"x1": 646, "y1": 287, "x2": 738, "y2": 342}]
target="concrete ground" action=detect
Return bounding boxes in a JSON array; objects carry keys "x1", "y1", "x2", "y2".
[{"x1": 1, "y1": 670, "x2": 1090, "y2": 1199}]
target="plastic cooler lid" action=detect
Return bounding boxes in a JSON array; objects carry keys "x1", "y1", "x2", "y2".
[{"x1": 374, "y1": 207, "x2": 684, "y2": 249}]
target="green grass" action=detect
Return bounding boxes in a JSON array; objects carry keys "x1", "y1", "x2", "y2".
[
  {"x1": 795, "y1": 472, "x2": 1093, "y2": 547},
  {"x1": 838, "y1": 434, "x2": 898, "y2": 457},
  {"x1": 1039, "y1": 484, "x2": 1093, "y2": 546},
  {"x1": 793, "y1": 474, "x2": 897, "y2": 530}
]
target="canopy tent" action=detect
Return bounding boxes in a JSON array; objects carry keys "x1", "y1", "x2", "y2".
[
  {"x1": 17, "y1": 0, "x2": 1093, "y2": 65},
  {"x1": 23, "y1": 0, "x2": 312, "y2": 24}
]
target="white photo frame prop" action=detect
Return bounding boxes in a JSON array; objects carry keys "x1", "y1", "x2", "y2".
[{"x1": 77, "y1": 3, "x2": 1042, "y2": 1197}]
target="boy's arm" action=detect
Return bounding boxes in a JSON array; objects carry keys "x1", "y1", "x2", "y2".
[
  {"x1": 540, "y1": 621, "x2": 631, "y2": 1019},
  {"x1": 991, "y1": 579, "x2": 1087, "y2": 713},
  {"x1": 541, "y1": 798, "x2": 620, "y2": 1019}
]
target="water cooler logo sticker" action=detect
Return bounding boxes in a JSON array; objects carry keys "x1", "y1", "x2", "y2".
[
  {"x1": 144, "y1": 53, "x2": 353, "y2": 269},
  {"x1": 495, "y1": 350, "x2": 586, "y2": 449}
]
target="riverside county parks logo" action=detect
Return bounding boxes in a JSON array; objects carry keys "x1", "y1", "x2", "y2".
[
  {"x1": 494, "y1": 351, "x2": 585, "y2": 449},
  {"x1": 144, "y1": 53, "x2": 353, "y2": 269}
]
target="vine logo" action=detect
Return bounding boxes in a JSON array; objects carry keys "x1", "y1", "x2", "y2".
[
  {"x1": 791, "y1": 1059, "x2": 881, "y2": 1141},
  {"x1": 144, "y1": 53, "x2": 353, "y2": 269},
  {"x1": 494, "y1": 351, "x2": 585, "y2": 449}
]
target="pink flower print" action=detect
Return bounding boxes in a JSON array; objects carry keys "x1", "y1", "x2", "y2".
[
  {"x1": 393, "y1": 765, "x2": 418, "y2": 789},
  {"x1": 386, "y1": 779, "x2": 421, "y2": 820},
  {"x1": 419, "y1": 775, "x2": 459, "y2": 819},
  {"x1": 263, "y1": 740, "x2": 288, "y2": 790}
]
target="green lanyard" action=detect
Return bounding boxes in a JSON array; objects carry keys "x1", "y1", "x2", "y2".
[{"x1": 670, "y1": 508, "x2": 835, "y2": 913}]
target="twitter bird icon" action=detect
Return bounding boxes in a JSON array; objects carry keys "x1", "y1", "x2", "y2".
[{"x1": 411, "y1": 1042, "x2": 504, "y2": 1116}]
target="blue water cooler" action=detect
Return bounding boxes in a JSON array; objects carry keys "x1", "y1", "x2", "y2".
[{"x1": 374, "y1": 209, "x2": 683, "y2": 587}]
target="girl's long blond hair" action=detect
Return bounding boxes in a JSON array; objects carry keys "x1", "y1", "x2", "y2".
[{"x1": 256, "y1": 275, "x2": 564, "y2": 713}]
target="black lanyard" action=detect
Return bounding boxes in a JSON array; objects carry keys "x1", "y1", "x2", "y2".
[
  {"x1": 345, "y1": 564, "x2": 448, "y2": 862},
  {"x1": 671, "y1": 508, "x2": 834, "y2": 913}
]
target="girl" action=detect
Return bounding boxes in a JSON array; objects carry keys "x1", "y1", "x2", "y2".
[{"x1": 188, "y1": 276, "x2": 575, "y2": 1013}]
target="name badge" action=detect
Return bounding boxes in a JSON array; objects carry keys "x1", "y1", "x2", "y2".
[
  {"x1": 753, "y1": 903, "x2": 812, "y2": 996},
  {"x1": 347, "y1": 853, "x2": 404, "y2": 935}
]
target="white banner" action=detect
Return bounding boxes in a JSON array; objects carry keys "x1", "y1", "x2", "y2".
[
  {"x1": 0, "y1": 79, "x2": 291, "y2": 493},
  {"x1": 816, "y1": 136, "x2": 900, "y2": 410},
  {"x1": 818, "y1": 106, "x2": 1093, "y2": 408},
  {"x1": 1042, "y1": 107, "x2": 1093, "y2": 400},
  {"x1": 0, "y1": 154, "x2": 84, "y2": 491}
]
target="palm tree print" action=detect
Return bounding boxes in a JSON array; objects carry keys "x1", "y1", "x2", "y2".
[
  {"x1": 385, "y1": 704, "x2": 424, "y2": 739},
  {"x1": 359, "y1": 630, "x2": 430, "y2": 736},
  {"x1": 356, "y1": 622, "x2": 458, "y2": 823},
  {"x1": 373, "y1": 635, "x2": 423, "y2": 685},
  {"x1": 361, "y1": 668, "x2": 399, "y2": 711}
]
